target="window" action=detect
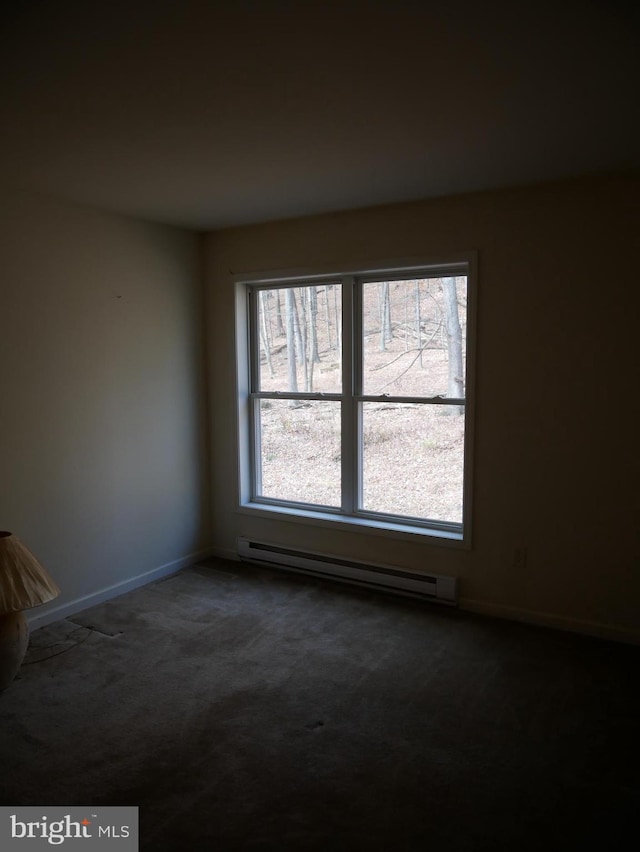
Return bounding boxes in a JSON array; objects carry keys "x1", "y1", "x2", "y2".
[{"x1": 236, "y1": 259, "x2": 474, "y2": 542}]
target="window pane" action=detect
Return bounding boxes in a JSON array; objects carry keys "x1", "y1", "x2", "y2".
[
  {"x1": 362, "y1": 277, "x2": 466, "y2": 398},
  {"x1": 361, "y1": 402, "x2": 464, "y2": 523},
  {"x1": 257, "y1": 399, "x2": 341, "y2": 507},
  {"x1": 256, "y1": 285, "x2": 342, "y2": 393}
]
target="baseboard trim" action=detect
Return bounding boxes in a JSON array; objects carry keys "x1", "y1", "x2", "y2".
[
  {"x1": 459, "y1": 597, "x2": 640, "y2": 645},
  {"x1": 29, "y1": 547, "x2": 637, "y2": 644},
  {"x1": 210, "y1": 550, "x2": 640, "y2": 644},
  {"x1": 27, "y1": 547, "x2": 215, "y2": 630}
]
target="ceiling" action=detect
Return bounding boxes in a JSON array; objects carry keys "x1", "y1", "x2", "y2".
[{"x1": 1, "y1": 0, "x2": 637, "y2": 230}]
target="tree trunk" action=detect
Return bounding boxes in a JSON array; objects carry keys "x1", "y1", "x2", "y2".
[
  {"x1": 333, "y1": 285, "x2": 341, "y2": 353},
  {"x1": 415, "y1": 280, "x2": 423, "y2": 367},
  {"x1": 298, "y1": 288, "x2": 309, "y2": 393},
  {"x1": 442, "y1": 277, "x2": 464, "y2": 415},
  {"x1": 379, "y1": 282, "x2": 392, "y2": 351},
  {"x1": 292, "y1": 289, "x2": 304, "y2": 366},
  {"x1": 324, "y1": 285, "x2": 333, "y2": 350},
  {"x1": 275, "y1": 290, "x2": 285, "y2": 336},
  {"x1": 305, "y1": 288, "x2": 317, "y2": 391},
  {"x1": 309, "y1": 286, "x2": 320, "y2": 363},
  {"x1": 285, "y1": 288, "x2": 298, "y2": 397},
  {"x1": 259, "y1": 290, "x2": 274, "y2": 378}
]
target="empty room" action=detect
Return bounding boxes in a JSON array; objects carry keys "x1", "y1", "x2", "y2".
[{"x1": 1, "y1": 1, "x2": 638, "y2": 850}]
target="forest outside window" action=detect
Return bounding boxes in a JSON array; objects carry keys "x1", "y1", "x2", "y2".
[{"x1": 237, "y1": 261, "x2": 474, "y2": 541}]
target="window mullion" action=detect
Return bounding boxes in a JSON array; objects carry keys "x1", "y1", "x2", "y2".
[
  {"x1": 352, "y1": 277, "x2": 364, "y2": 513},
  {"x1": 341, "y1": 276, "x2": 356, "y2": 514}
]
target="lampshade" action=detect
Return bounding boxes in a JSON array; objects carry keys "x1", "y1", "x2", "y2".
[{"x1": 0, "y1": 531, "x2": 60, "y2": 614}]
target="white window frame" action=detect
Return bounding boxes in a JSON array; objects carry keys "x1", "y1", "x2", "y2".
[{"x1": 234, "y1": 255, "x2": 476, "y2": 547}]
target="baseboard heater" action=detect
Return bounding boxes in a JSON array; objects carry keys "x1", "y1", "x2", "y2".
[{"x1": 237, "y1": 538, "x2": 458, "y2": 605}]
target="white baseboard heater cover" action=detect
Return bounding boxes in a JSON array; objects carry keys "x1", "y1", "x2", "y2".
[{"x1": 237, "y1": 538, "x2": 458, "y2": 605}]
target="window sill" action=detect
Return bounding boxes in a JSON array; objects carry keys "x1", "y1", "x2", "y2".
[{"x1": 238, "y1": 501, "x2": 467, "y2": 548}]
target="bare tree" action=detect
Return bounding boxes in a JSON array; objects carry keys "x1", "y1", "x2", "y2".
[
  {"x1": 292, "y1": 289, "x2": 304, "y2": 367},
  {"x1": 324, "y1": 284, "x2": 333, "y2": 350},
  {"x1": 297, "y1": 288, "x2": 309, "y2": 392},
  {"x1": 442, "y1": 277, "x2": 464, "y2": 414},
  {"x1": 379, "y1": 282, "x2": 392, "y2": 351},
  {"x1": 309, "y1": 286, "x2": 320, "y2": 364},
  {"x1": 259, "y1": 290, "x2": 274, "y2": 378},
  {"x1": 333, "y1": 285, "x2": 341, "y2": 353},
  {"x1": 274, "y1": 290, "x2": 285, "y2": 336},
  {"x1": 285, "y1": 288, "x2": 298, "y2": 396},
  {"x1": 415, "y1": 280, "x2": 423, "y2": 367},
  {"x1": 304, "y1": 287, "x2": 318, "y2": 391}
]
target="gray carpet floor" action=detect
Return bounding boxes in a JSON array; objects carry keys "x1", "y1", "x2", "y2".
[{"x1": 1, "y1": 558, "x2": 638, "y2": 851}]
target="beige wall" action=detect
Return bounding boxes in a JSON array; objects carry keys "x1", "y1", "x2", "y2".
[
  {"x1": 0, "y1": 188, "x2": 212, "y2": 622},
  {"x1": 205, "y1": 175, "x2": 639, "y2": 641}
]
